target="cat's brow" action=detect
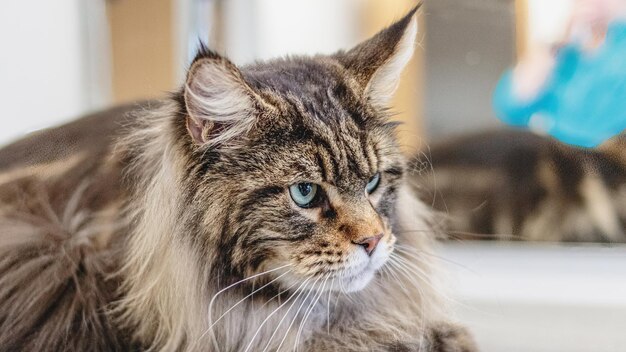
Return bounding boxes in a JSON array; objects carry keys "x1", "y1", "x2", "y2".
[{"x1": 316, "y1": 145, "x2": 338, "y2": 184}]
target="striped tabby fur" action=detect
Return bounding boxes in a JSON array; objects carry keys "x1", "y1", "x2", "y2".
[{"x1": 0, "y1": 7, "x2": 477, "y2": 352}]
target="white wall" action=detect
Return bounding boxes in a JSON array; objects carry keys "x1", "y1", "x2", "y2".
[
  {"x1": 527, "y1": 0, "x2": 574, "y2": 47},
  {"x1": 221, "y1": 0, "x2": 361, "y2": 65},
  {"x1": 0, "y1": 0, "x2": 360, "y2": 147},
  {"x1": 0, "y1": 0, "x2": 101, "y2": 146}
]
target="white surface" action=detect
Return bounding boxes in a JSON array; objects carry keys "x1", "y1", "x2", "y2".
[
  {"x1": 527, "y1": 0, "x2": 574, "y2": 46},
  {"x1": 441, "y1": 243, "x2": 626, "y2": 352},
  {"x1": 222, "y1": 0, "x2": 360, "y2": 65},
  {"x1": 253, "y1": 0, "x2": 360, "y2": 61},
  {"x1": 0, "y1": 0, "x2": 86, "y2": 146}
]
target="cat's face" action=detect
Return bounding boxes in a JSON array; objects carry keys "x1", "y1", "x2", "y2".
[
  {"x1": 180, "y1": 9, "x2": 418, "y2": 293},
  {"x1": 223, "y1": 78, "x2": 405, "y2": 292}
]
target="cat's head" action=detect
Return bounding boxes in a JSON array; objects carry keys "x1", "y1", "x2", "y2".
[{"x1": 177, "y1": 7, "x2": 419, "y2": 293}]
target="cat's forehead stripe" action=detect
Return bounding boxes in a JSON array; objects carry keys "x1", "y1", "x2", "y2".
[
  {"x1": 316, "y1": 145, "x2": 337, "y2": 183},
  {"x1": 312, "y1": 132, "x2": 375, "y2": 185},
  {"x1": 339, "y1": 118, "x2": 372, "y2": 178},
  {"x1": 305, "y1": 112, "x2": 375, "y2": 184},
  {"x1": 247, "y1": 59, "x2": 384, "y2": 184},
  {"x1": 306, "y1": 85, "x2": 376, "y2": 182}
]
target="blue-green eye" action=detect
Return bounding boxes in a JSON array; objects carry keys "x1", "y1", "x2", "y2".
[
  {"x1": 289, "y1": 183, "x2": 319, "y2": 208},
  {"x1": 366, "y1": 173, "x2": 381, "y2": 194}
]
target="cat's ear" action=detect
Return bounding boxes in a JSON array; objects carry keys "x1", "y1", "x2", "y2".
[
  {"x1": 183, "y1": 47, "x2": 265, "y2": 147},
  {"x1": 336, "y1": 5, "x2": 419, "y2": 106}
]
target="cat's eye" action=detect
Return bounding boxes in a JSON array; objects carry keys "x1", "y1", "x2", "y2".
[
  {"x1": 366, "y1": 173, "x2": 381, "y2": 194},
  {"x1": 289, "y1": 183, "x2": 320, "y2": 208}
]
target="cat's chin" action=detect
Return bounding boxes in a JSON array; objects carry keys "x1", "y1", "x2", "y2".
[
  {"x1": 338, "y1": 254, "x2": 389, "y2": 292},
  {"x1": 275, "y1": 245, "x2": 391, "y2": 294},
  {"x1": 339, "y1": 269, "x2": 376, "y2": 292}
]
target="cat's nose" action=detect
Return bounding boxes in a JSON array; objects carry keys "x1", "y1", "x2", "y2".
[{"x1": 352, "y1": 233, "x2": 383, "y2": 256}]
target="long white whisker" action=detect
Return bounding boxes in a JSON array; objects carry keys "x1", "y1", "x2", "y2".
[
  {"x1": 261, "y1": 279, "x2": 301, "y2": 309},
  {"x1": 392, "y1": 255, "x2": 440, "y2": 297},
  {"x1": 396, "y1": 245, "x2": 476, "y2": 276},
  {"x1": 294, "y1": 274, "x2": 330, "y2": 351},
  {"x1": 243, "y1": 278, "x2": 310, "y2": 352},
  {"x1": 207, "y1": 264, "x2": 291, "y2": 351},
  {"x1": 204, "y1": 269, "x2": 292, "y2": 338},
  {"x1": 333, "y1": 278, "x2": 341, "y2": 319},
  {"x1": 337, "y1": 275, "x2": 357, "y2": 306},
  {"x1": 384, "y1": 261, "x2": 411, "y2": 297},
  {"x1": 327, "y1": 278, "x2": 334, "y2": 334},
  {"x1": 275, "y1": 277, "x2": 321, "y2": 352},
  {"x1": 395, "y1": 255, "x2": 461, "y2": 317},
  {"x1": 389, "y1": 258, "x2": 425, "y2": 295},
  {"x1": 388, "y1": 257, "x2": 432, "y2": 337},
  {"x1": 388, "y1": 258, "x2": 428, "y2": 352},
  {"x1": 262, "y1": 279, "x2": 310, "y2": 352},
  {"x1": 393, "y1": 254, "x2": 429, "y2": 277},
  {"x1": 208, "y1": 264, "x2": 292, "y2": 349}
]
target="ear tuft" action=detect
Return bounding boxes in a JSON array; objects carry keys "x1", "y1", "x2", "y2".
[
  {"x1": 183, "y1": 48, "x2": 260, "y2": 147},
  {"x1": 336, "y1": 5, "x2": 420, "y2": 106}
]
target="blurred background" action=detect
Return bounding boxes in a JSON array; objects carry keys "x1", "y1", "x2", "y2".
[
  {"x1": 0, "y1": 1, "x2": 624, "y2": 351},
  {"x1": 0, "y1": 0, "x2": 575, "y2": 150}
]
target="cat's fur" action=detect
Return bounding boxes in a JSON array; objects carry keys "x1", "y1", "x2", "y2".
[
  {"x1": 0, "y1": 7, "x2": 477, "y2": 352},
  {"x1": 411, "y1": 130, "x2": 626, "y2": 242}
]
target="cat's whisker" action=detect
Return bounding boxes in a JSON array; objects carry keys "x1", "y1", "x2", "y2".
[
  {"x1": 379, "y1": 265, "x2": 391, "y2": 285},
  {"x1": 393, "y1": 253, "x2": 434, "y2": 278},
  {"x1": 393, "y1": 259, "x2": 422, "y2": 308},
  {"x1": 394, "y1": 243, "x2": 433, "y2": 259},
  {"x1": 391, "y1": 255, "x2": 438, "y2": 297},
  {"x1": 395, "y1": 244, "x2": 439, "y2": 262},
  {"x1": 386, "y1": 260, "x2": 430, "y2": 340},
  {"x1": 294, "y1": 274, "x2": 330, "y2": 351},
  {"x1": 389, "y1": 257, "x2": 427, "y2": 293},
  {"x1": 394, "y1": 246, "x2": 444, "y2": 271},
  {"x1": 262, "y1": 278, "x2": 311, "y2": 352},
  {"x1": 333, "y1": 278, "x2": 341, "y2": 321},
  {"x1": 207, "y1": 264, "x2": 292, "y2": 349},
  {"x1": 402, "y1": 143, "x2": 440, "y2": 209},
  {"x1": 395, "y1": 246, "x2": 476, "y2": 274},
  {"x1": 390, "y1": 256, "x2": 450, "y2": 315},
  {"x1": 260, "y1": 279, "x2": 301, "y2": 309},
  {"x1": 337, "y1": 276, "x2": 346, "y2": 296},
  {"x1": 203, "y1": 269, "x2": 292, "y2": 339},
  {"x1": 396, "y1": 259, "x2": 482, "y2": 309},
  {"x1": 394, "y1": 229, "x2": 435, "y2": 235},
  {"x1": 383, "y1": 261, "x2": 411, "y2": 297},
  {"x1": 243, "y1": 277, "x2": 311, "y2": 352},
  {"x1": 327, "y1": 278, "x2": 334, "y2": 334},
  {"x1": 394, "y1": 243, "x2": 425, "y2": 253},
  {"x1": 387, "y1": 258, "x2": 430, "y2": 352},
  {"x1": 402, "y1": 264, "x2": 433, "y2": 352},
  {"x1": 395, "y1": 255, "x2": 460, "y2": 309},
  {"x1": 335, "y1": 273, "x2": 360, "y2": 307},
  {"x1": 275, "y1": 276, "x2": 322, "y2": 352}
]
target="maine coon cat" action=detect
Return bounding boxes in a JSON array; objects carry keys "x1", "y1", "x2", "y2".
[
  {"x1": 0, "y1": 7, "x2": 477, "y2": 352},
  {"x1": 411, "y1": 130, "x2": 626, "y2": 242}
]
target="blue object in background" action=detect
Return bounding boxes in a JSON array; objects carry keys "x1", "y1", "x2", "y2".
[{"x1": 493, "y1": 21, "x2": 626, "y2": 148}]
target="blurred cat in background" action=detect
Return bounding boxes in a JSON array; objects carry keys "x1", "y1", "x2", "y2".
[{"x1": 411, "y1": 130, "x2": 626, "y2": 243}]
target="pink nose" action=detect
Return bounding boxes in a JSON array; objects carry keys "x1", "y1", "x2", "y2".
[{"x1": 352, "y1": 233, "x2": 383, "y2": 256}]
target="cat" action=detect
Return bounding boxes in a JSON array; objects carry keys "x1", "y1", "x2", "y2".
[
  {"x1": 0, "y1": 6, "x2": 477, "y2": 352},
  {"x1": 410, "y1": 129, "x2": 626, "y2": 243}
]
